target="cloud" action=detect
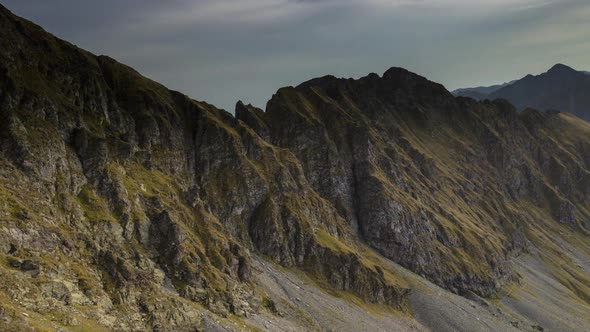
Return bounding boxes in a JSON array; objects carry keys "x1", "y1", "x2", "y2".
[
  {"x1": 2, "y1": 0, "x2": 589, "y2": 112},
  {"x1": 140, "y1": 1, "x2": 302, "y2": 27}
]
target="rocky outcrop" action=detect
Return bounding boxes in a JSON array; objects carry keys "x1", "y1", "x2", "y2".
[{"x1": 238, "y1": 68, "x2": 590, "y2": 297}]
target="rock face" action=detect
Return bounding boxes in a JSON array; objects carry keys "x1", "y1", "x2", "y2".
[
  {"x1": 0, "y1": 4, "x2": 589, "y2": 332},
  {"x1": 454, "y1": 63, "x2": 590, "y2": 121},
  {"x1": 0, "y1": 5, "x2": 407, "y2": 331},
  {"x1": 238, "y1": 69, "x2": 590, "y2": 297}
]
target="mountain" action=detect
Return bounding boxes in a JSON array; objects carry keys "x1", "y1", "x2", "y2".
[
  {"x1": 1, "y1": 4, "x2": 589, "y2": 332},
  {"x1": 454, "y1": 64, "x2": 590, "y2": 121},
  {"x1": 452, "y1": 81, "x2": 515, "y2": 100}
]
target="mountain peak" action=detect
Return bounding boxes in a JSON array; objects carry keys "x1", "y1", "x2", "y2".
[{"x1": 547, "y1": 63, "x2": 576, "y2": 74}]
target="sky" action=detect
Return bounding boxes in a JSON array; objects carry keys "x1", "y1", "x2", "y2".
[{"x1": 2, "y1": 0, "x2": 590, "y2": 112}]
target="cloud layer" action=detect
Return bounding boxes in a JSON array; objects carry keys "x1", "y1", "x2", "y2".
[{"x1": 3, "y1": 0, "x2": 589, "y2": 112}]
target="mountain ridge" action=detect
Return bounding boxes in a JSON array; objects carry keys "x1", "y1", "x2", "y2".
[
  {"x1": 1, "y1": 4, "x2": 589, "y2": 331},
  {"x1": 454, "y1": 64, "x2": 590, "y2": 121}
]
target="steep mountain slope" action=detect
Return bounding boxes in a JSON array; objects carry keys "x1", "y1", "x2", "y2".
[
  {"x1": 454, "y1": 64, "x2": 590, "y2": 121},
  {"x1": 238, "y1": 69, "x2": 590, "y2": 298},
  {"x1": 0, "y1": 5, "x2": 408, "y2": 331},
  {"x1": 1, "y1": 4, "x2": 589, "y2": 332}
]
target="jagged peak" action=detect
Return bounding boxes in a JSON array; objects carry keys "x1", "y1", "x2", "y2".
[
  {"x1": 381, "y1": 67, "x2": 444, "y2": 90},
  {"x1": 235, "y1": 100, "x2": 263, "y2": 112},
  {"x1": 382, "y1": 66, "x2": 423, "y2": 80},
  {"x1": 235, "y1": 100, "x2": 247, "y2": 109},
  {"x1": 294, "y1": 67, "x2": 440, "y2": 93},
  {"x1": 547, "y1": 63, "x2": 577, "y2": 75},
  {"x1": 296, "y1": 75, "x2": 342, "y2": 90},
  {"x1": 235, "y1": 100, "x2": 265, "y2": 119}
]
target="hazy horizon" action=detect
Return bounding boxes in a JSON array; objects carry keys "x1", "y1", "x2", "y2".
[{"x1": 3, "y1": 0, "x2": 590, "y2": 112}]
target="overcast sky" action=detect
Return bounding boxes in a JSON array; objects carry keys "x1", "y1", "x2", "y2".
[{"x1": 3, "y1": 0, "x2": 590, "y2": 112}]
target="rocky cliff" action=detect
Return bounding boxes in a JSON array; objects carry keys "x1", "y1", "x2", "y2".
[
  {"x1": 237, "y1": 69, "x2": 590, "y2": 296},
  {"x1": 0, "y1": 4, "x2": 589, "y2": 332},
  {"x1": 0, "y1": 5, "x2": 408, "y2": 331}
]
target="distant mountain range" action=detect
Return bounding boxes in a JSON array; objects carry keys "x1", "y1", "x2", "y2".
[
  {"x1": 452, "y1": 81, "x2": 516, "y2": 100},
  {"x1": 453, "y1": 64, "x2": 590, "y2": 121}
]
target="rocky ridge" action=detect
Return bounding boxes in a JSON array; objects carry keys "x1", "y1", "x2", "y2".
[
  {"x1": 0, "y1": 4, "x2": 589, "y2": 331},
  {"x1": 238, "y1": 68, "x2": 590, "y2": 295},
  {"x1": 0, "y1": 5, "x2": 407, "y2": 331}
]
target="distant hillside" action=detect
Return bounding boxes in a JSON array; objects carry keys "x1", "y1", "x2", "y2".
[
  {"x1": 452, "y1": 81, "x2": 514, "y2": 99},
  {"x1": 454, "y1": 64, "x2": 590, "y2": 121}
]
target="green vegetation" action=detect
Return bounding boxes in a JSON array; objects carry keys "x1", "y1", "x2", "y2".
[
  {"x1": 76, "y1": 186, "x2": 117, "y2": 223},
  {"x1": 314, "y1": 229, "x2": 354, "y2": 254}
]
